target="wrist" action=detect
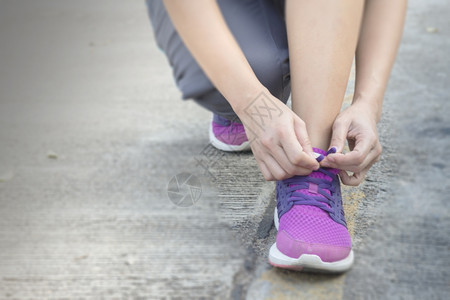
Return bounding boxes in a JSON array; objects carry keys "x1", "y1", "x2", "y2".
[
  {"x1": 229, "y1": 85, "x2": 269, "y2": 116},
  {"x1": 351, "y1": 93, "x2": 383, "y2": 123}
]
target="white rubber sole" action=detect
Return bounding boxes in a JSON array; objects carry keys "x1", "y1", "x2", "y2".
[
  {"x1": 269, "y1": 207, "x2": 354, "y2": 273},
  {"x1": 208, "y1": 120, "x2": 251, "y2": 152}
]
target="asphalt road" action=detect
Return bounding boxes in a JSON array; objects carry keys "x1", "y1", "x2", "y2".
[{"x1": 0, "y1": 0, "x2": 449, "y2": 299}]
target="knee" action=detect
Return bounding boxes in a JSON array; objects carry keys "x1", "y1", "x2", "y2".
[
  {"x1": 247, "y1": 47, "x2": 290, "y2": 101},
  {"x1": 193, "y1": 89, "x2": 236, "y2": 118}
]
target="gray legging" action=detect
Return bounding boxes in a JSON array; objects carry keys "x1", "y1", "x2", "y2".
[{"x1": 146, "y1": 0, "x2": 291, "y2": 120}]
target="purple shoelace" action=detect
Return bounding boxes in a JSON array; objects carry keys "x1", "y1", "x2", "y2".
[{"x1": 276, "y1": 150, "x2": 347, "y2": 227}]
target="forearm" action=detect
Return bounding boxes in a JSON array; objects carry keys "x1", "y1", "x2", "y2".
[
  {"x1": 162, "y1": 0, "x2": 264, "y2": 114},
  {"x1": 353, "y1": 0, "x2": 407, "y2": 122}
]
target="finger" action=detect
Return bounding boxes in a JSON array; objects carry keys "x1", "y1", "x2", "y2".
[
  {"x1": 261, "y1": 142, "x2": 313, "y2": 178},
  {"x1": 328, "y1": 118, "x2": 350, "y2": 153},
  {"x1": 326, "y1": 140, "x2": 381, "y2": 172},
  {"x1": 251, "y1": 141, "x2": 276, "y2": 181},
  {"x1": 256, "y1": 135, "x2": 298, "y2": 176},
  {"x1": 339, "y1": 168, "x2": 368, "y2": 186},
  {"x1": 273, "y1": 145, "x2": 316, "y2": 176},
  {"x1": 354, "y1": 144, "x2": 382, "y2": 172},
  {"x1": 256, "y1": 159, "x2": 274, "y2": 181},
  {"x1": 270, "y1": 143, "x2": 299, "y2": 174},
  {"x1": 323, "y1": 152, "x2": 371, "y2": 173},
  {"x1": 320, "y1": 119, "x2": 350, "y2": 167},
  {"x1": 262, "y1": 153, "x2": 289, "y2": 181},
  {"x1": 323, "y1": 137, "x2": 374, "y2": 170},
  {"x1": 279, "y1": 131, "x2": 320, "y2": 171},
  {"x1": 292, "y1": 117, "x2": 313, "y2": 154},
  {"x1": 292, "y1": 117, "x2": 319, "y2": 167}
]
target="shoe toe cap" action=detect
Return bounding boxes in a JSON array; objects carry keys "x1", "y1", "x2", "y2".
[{"x1": 276, "y1": 230, "x2": 351, "y2": 263}]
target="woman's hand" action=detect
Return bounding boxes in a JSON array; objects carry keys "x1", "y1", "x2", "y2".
[
  {"x1": 236, "y1": 92, "x2": 319, "y2": 181},
  {"x1": 320, "y1": 101, "x2": 382, "y2": 186}
]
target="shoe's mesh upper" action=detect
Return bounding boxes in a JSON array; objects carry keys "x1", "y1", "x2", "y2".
[
  {"x1": 279, "y1": 205, "x2": 351, "y2": 247},
  {"x1": 277, "y1": 147, "x2": 351, "y2": 248},
  {"x1": 212, "y1": 114, "x2": 248, "y2": 146}
]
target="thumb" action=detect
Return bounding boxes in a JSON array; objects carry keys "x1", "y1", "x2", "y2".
[{"x1": 328, "y1": 119, "x2": 350, "y2": 154}]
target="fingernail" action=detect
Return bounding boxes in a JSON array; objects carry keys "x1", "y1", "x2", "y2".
[{"x1": 327, "y1": 147, "x2": 337, "y2": 155}]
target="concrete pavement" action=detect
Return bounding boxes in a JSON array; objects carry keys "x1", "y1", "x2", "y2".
[{"x1": 0, "y1": 0, "x2": 449, "y2": 299}]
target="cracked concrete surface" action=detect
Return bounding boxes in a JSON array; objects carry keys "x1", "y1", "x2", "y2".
[{"x1": 0, "y1": 0, "x2": 449, "y2": 299}]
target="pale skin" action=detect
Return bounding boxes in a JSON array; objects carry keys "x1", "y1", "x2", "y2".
[{"x1": 163, "y1": 0, "x2": 407, "y2": 186}]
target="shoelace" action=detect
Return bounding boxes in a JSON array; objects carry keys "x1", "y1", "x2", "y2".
[
  {"x1": 284, "y1": 168, "x2": 337, "y2": 214},
  {"x1": 279, "y1": 149, "x2": 346, "y2": 226}
]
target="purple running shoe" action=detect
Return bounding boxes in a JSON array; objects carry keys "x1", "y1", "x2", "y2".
[
  {"x1": 269, "y1": 148, "x2": 354, "y2": 272},
  {"x1": 209, "y1": 114, "x2": 251, "y2": 152}
]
